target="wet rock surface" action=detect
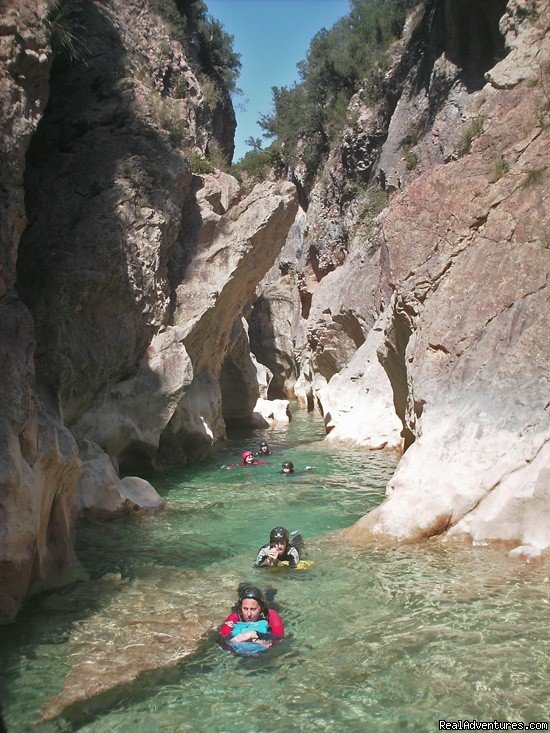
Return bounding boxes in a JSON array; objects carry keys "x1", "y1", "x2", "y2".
[{"x1": 37, "y1": 569, "x2": 239, "y2": 723}]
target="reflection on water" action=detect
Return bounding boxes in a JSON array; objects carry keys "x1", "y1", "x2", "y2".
[{"x1": 1, "y1": 408, "x2": 548, "y2": 732}]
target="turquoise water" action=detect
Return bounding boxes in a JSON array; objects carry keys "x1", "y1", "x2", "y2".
[{"x1": 1, "y1": 408, "x2": 548, "y2": 732}]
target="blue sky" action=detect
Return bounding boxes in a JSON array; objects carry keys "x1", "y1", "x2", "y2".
[{"x1": 207, "y1": 0, "x2": 350, "y2": 161}]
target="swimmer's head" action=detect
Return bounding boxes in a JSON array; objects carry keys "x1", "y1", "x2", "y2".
[
  {"x1": 270, "y1": 526, "x2": 289, "y2": 555},
  {"x1": 242, "y1": 450, "x2": 255, "y2": 464},
  {"x1": 238, "y1": 586, "x2": 267, "y2": 620},
  {"x1": 281, "y1": 460, "x2": 294, "y2": 474},
  {"x1": 259, "y1": 441, "x2": 270, "y2": 454}
]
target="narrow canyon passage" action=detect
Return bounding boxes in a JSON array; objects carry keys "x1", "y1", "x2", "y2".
[{"x1": 0, "y1": 409, "x2": 547, "y2": 732}]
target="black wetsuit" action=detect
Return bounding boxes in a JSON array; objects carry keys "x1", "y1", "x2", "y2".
[{"x1": 254, "y1": 543, "x2": 300, "y2": 568}]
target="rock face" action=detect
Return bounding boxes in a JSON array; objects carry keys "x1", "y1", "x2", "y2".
[
  {"x1": 318, "y1": 311, "x2": 403, "y2": 450},
  {"x1": 0, "y1": 0, "x2": 297, "y2": 621},
  {"x1": 343, "y1": 2, "x2": 550, "y2": 550},
  {"x1": 0, "y1": 1, "x2": 87, "y2": 623},
  {"x1": 248, "y1": 207, "x2": 307, "y2": 398},
  {"x1": 258, "y1": 0, "x2": 550, "y2": 551}
]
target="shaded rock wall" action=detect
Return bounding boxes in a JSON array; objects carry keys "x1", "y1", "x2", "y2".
[
  {"x1": 0, "y1": 0, "x2": 296, "y2": 622},
  {"x1": 0, "y1": 0, "x2": 85, "y2": 623}
]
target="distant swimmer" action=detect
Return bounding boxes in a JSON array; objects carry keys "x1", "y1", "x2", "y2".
[
  {"x1": 281, "y1": 460, "x2": 313, "y2": 475},
  {"x1": 257, "y1": 441, "x2": 270, "y2": 456},
  {"x1": 282, "y1": 460, "x2": 294, "y2": 474},
  {"x1": 219, "y1": 586, "x2": 284, "y2": 655},
  {"x1": 224, "y1": 450, "x2": 268, "y2": 468},
  {"x1": 254, "y1": 526, "x2": 300, "y2": 568}
]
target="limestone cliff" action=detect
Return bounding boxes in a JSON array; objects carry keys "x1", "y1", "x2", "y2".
[
  {"x1": 0, "y1": 0, "x2": 297, "y2": 622},
  {"x1": 0, "y1": 0, "x2": 85, "y2": 624},
  {"x1": 255, "y1": 0, "x2": 550, "y2": 552}
]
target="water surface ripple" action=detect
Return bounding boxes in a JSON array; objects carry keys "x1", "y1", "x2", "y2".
[{"x1": 1, "y1": 409, "x2": 548, "y2": 732}]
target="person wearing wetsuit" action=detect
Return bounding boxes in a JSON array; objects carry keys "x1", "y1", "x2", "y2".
[
  {"x1": 254, "y1": 526, "x2": 300, "y2": 568},
  {"x1": 227, "y1": 450, "x2": 268, "y2": 468},
  {"x1": 281, "y1": 460, "x2": 313, "y2": 475},
  {"x1": 281, "y1": 460, "x2": 294, "y2": 474},
  {"x1": 219, "y1": 586, "x2": 284, "y2": 649},
  {"x1": 257, "y1": 441, "x2": 270, "y2": 456}
]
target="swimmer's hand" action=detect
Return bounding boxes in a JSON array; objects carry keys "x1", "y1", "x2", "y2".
[
  {"x1": 305, "y1": 466, "x2": 313, "y2": 471},
  {"x1": 265, "y1": 547, "x2": 279, "y2": 565},
  {"x1": 232, "y1": 630, "x2": 261, "y2": 643}
]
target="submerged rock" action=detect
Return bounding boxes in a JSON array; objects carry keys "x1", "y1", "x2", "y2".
[
  {"x1": 38, "y1": 569, "x2": 239, "y2": 723},
  {"x1": 508, "y1": 545, "x2": 543, "y2": 562}
]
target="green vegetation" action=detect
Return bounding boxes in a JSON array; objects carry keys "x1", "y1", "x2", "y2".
[
  {"x1": 148, "y1": 91, "x2": 190, "y2": 147},
  {"x1": 187, "y1": 151, "x2": 215, "y2": 174},
  {"x1": 148, "y1": 0, "x2": 241, "y2": 98},
  {"x1": 231, "y1": 145, "x2": 283, "y2": 181},
  {"x1": 206, "y1": 139, "x2": 229, "y2": 170},
  {"x1": 521, "y1": 165, "x2": 548, "y2": 187},
  {"x1": 357, "y1": 187, "x2": 388, "y2": 235},
  {"x1": 174, "y1": 78, "x2": 187, "y2": 98},
  {"x1": 198, "y1": 75, "x2": 221, "y2": 108},
  {"x1": 539, "y1": 230, "x2": 550, "y2": 249},
  {"x1": 403, "y1": 145, "x2": 419, "y2": 171},
  {"x1": 47, "y1": 0, "x2": 89, "y2": 73},
  {"x1": 489, "y1": 157, "x2": 509, "y2": 183},
  {"x1": 456, "y1": 115, "x2": 486, "y2": 157},
  {"x1": 259, "y1": 0, "x2": 421, "y2": 175}
]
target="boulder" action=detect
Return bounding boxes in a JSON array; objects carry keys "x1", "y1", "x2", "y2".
[
  {"x1": 252, "y1": 398, "x2": 291, "y2": 426},
  {"x1": 77, "y1": 439, "x2": 165, "y2": 519},
  {"x1": 74, "y1": 327, "x2": 194, "y2": 470},
  {"x1": 508, "y1": 545, "x2": 543, "y2": 562}
]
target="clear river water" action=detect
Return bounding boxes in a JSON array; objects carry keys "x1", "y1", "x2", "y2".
[{"x1": 1, "y1": 407, "x2": 548, "y2": 732}]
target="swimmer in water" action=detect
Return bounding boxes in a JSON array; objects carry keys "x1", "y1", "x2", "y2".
[
  {"x1": 257, "y1": 441, "x2": 270, "y2": 456},
  {"x1": 219, "y1": 586, "x2": 284, "y2": 648},
  {"x1": 225, "y1": 450, "x2": 268, "y2": 468},
  {"x1": 281, "y1": 460, "x2": 313, "y2": 475},
  {"x1": 254, "y1": 526, "x2": 300, "y2": 568}
]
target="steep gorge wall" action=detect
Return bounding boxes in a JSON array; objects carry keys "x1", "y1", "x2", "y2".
[
  {"x1": 0, "y1": 0, "x2": 85, "y2": 623},
  {"x1": 255, "y1": 0, "x2": 550, "y2": 552},
  {"x1": 0, "y1": 0, "x2": 297, "y2": 622}
]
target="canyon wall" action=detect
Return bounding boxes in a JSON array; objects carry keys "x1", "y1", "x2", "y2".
[
  {"x1": 1, "y1": 0, "x2": 548, "y2": 624},
  {"x1": 255, "y1": 0, "x2": 549, "y2": 553},
  {"x1": 0, "y1": 0, "x2": 297, "y2": 622}
]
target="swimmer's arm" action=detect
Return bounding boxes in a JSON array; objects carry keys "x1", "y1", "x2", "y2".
[
  {"x1": 267, "y1": 609, "x2": 284, "y2": 639},
  {"x1": 253, "y1": 546, "x2": 269, "y2": 567},
  {"x1": 288, "y1": 546, "x2": 300, "y2": 568},
  {"x1": 219, "y1": 612, "x2": 239, "y2": 638},
  {"x1": 254, "y1": 546, "x2": 278, "y2": 567},
  {"x1": 231, "y1": 629, "x2": 260, "y2": 642}
]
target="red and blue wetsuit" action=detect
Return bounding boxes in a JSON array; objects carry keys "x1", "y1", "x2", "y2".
[{"x1": 219, "y1": 608, "x2": 284, "y2": 640}]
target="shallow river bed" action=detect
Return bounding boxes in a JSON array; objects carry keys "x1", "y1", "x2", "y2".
[{"x1": 1, "y1": 409, "x2": 548, "y2": 732}]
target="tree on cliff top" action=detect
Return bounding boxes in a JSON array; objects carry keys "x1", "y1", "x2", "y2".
[
  {"x1": 259, "y1": 0, "x2": 420, "y2": 175},
  {"x1": 149, "y1": 0, "x2": 241, "y2": 95}
]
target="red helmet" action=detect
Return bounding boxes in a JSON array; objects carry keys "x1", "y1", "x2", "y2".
[{"x1": 242, "y1": 450, "x2": 254, "y2": 461}]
